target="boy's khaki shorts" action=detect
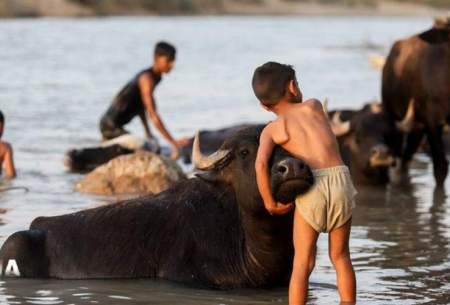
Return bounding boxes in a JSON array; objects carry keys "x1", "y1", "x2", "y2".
[{"x1": 295, "y1": 165, "x2": 357, "y2": 233}]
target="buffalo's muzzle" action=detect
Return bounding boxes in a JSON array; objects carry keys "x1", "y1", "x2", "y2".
[
  {"x1": 369, "y1": 144, "x2": 396, "y2": 167},
  {"x1": 271, "y1": 157, "x2": 314, "y2": 203},
  {"x1": 276, "y1": 158, "x2": 308, "y2": 180}
]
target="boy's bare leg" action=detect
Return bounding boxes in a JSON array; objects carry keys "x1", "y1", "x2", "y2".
[
  {"x1": 328, "y1": 218, "x2": 356, "y2": 303},
  {"x1": 289, "y1": 209, "x2": 319, "y2": 305}
]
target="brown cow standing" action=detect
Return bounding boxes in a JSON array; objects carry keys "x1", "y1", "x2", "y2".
[{"x1": 382, "y1": 19, "x2": 450, "y2": 186}]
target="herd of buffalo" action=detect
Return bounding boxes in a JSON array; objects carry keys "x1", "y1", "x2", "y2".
[{"x1": 0, "y1": 21, "x2": 448, "y2": 289}]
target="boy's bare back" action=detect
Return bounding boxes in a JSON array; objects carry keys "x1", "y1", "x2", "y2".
[
  {"x1": 253, "y1": 62, "x2": 356, "y2": 303},
  {"x1": 265, "y1": 99, "x2": 343, "y2": 169}
]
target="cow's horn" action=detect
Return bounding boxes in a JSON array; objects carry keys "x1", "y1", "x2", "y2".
[
  {"x1": 368, "y1": 54, "x2": 386, "y2": 71},
  {"x1": 370, "y1": 101, "x2": 382, "y2": 114},
  {"x1": 330, "y1": 111, "x2": 351, "y2": 136},
  {"x1": 396, "y1": 99, "x2": 415, "y2": 133},
  {"x1": 192, "y1": 132, "x2": 231, "y2": 170},
  {"x1": 323, "y1": 98, "x2": 330, "y2": 119}
]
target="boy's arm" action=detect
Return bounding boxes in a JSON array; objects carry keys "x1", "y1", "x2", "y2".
[
  {"x1": 138, "y1": 74, "x2": 179, "y2": 159},
  {"x1": 255, "y1": 126, "x2": 293, "y2": 215},
  {"x1": 272, "y1": 116, "x2": 289, "y2": 145},
  {"x1": 3, "y1": 143, "x2": 16, "y2": 178},
  {"x1": 138, "y1": 111, "x2": 152, "y2": 140}
]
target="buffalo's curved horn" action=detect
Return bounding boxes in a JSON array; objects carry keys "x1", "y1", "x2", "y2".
[
  {"x1": 192, "y1": 132, "x2": 232, "y2": 170},
  {"x1": 330, "y1": 111, "x2": 351, "y2": 136},
  {"x1": 368, "y1": 54, "x2": 386, "y2": 71},
  {"x1": 396, "y1": 99, "x2": 415, "y2": 133},
  {"x1": 323, "y1": 98, "x2": 330, "y2": 119},
  {"x1": 369, "y1": 101, "x2": 382, "y2": 114}
]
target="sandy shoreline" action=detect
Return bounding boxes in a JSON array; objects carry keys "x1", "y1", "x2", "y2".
[{"x1": 0, "y1": 0, "x2": 448, "y2": 18}]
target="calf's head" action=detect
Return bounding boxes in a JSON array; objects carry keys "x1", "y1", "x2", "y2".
[
  {"x1": 64, "y1": 145, "x2": 133, "y2": 173},
  {"x1": 192, "y1": 126, "x2": 314, "y2": 213}
]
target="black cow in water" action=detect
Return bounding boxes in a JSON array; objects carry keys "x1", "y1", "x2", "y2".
[
  {"x1": 329, "y1": 102, "x2": 413, "y2": 185},
  {"x1": 65, "y1": 144, "x2": 134, "y2": 173},
  {"x1": 0, "y1": 126, "x2": 314, "y2": 288},
  {"x1": 382, "y1": 20, "x2": 450, "y2": 186},
  {"x1": 64, "y1": 135, "x2": 159, "y2": 173}
]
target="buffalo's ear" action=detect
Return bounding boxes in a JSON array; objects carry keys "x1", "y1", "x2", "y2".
[
  {"x1": 194, "y1": 170, "x2": 219, "y2": 182},
  {"x1": 419, "y1": 28, "x2": 449, "y2": 44}
]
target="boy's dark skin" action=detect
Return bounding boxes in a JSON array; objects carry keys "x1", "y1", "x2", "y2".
[
  {"x1": 100, "y1": 42, "x2": 188, "y2": 160},
  {"x1": 0, "y1": 111, "x2": 16, "y2": 179}
]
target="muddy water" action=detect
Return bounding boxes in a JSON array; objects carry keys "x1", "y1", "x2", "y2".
[{"x1": 1, "y1": 16, "x2": 449, "y2": 304}]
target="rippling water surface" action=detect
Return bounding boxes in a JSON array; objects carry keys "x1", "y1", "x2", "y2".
[{"x1": 1, "y1": 16, "x2": 449, "y2": 305}]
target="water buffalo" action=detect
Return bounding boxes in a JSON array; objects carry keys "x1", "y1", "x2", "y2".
[
  {"x1": 64, "y1": 135, "x2": 160, "y2": 173},
  {"x1": 382, "y1": 20, "x2": 450, "y2": 186},
  {"x1": 329, "y1": 102, "x2": 413, "y2": 185},
  {"x1": 0, "y1": 126, "x2": 314, "y2": 288},
  {"x1": 65, "y1": 144, "x2": 134, "y2": 173}
]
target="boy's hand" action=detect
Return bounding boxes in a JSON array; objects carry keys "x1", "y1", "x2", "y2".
[
  {"x1": 170, "y1": 143, "x2": 180, "y2": 160},
  {"x1": 265, "y1": 202, "x2": 294, "y2": 215},
  {"x1": 175, "y1": 137, "x2": 190, "y2": 147}
]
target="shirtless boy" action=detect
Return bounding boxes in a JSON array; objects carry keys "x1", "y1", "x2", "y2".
[
  {"x1": 0, "y1": 111, "x2": 16, "y2": 179},
  {"x1": 253, "y1": 62, "x2": 356, "y2": 304},
  {"x1": 100, "y1": 41, "x2": 187, "y2": 160}
]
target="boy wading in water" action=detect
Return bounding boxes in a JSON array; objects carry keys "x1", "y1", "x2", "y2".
[
  {"x1": 253, "y1": 62, "x2": 357, "y2": 304},
  {"x1": 99, "y1": 41, "x2": 188, "y2": 160},
  {"x1": 0, "y1": 111, "x2": 16, "y2": 179}
]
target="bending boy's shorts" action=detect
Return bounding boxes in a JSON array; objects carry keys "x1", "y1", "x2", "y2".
[
  {"x1": 100, "y1": 117, "x2": 129, "y2": 141},
  {"x1": 295, "y1": 165, "x2": 357, "y2": 233}
]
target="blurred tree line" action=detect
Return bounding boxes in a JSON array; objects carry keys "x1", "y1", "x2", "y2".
[
  {"x1": 1, "y1": 0, "x2": 448, "y2": 17},
  {"x1": 284, "y1": 0, "x2": 449, "y2": 7},
  {"x1": 68, "y1": 0, "x2": 226, "y2": 13},
  {"x1": 69, "y1": 0, "x2": 450, "y2": 13}
]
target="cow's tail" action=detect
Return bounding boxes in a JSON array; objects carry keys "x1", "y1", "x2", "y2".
[{"x1": 0, "y1": 229, "x2": 48, "y2": 278}]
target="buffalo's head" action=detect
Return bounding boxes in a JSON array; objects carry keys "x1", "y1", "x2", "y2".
[
  {"x1": 330, "y1": 101, "x2": 414, "y2": 184},
  {"x1": 64, "y1": 144, "x2": 133, "y2": 173},
  {"x1": 192, "y1": 125, "x2": 314, "y2": 213}
]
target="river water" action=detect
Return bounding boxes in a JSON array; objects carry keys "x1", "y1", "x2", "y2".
[{"x1": 0, "y1": 16, "x2": 448, "y2": 305}]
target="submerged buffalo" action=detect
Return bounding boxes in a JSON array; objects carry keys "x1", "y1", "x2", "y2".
[
  {"x1": 64, "y1": 134, "x2": 162, "y2": 173},
  {"x1": 64, "y1": 134, "x2": 152, "y2": 173},
  {"x1": 382, "y1": 20, "x2": 450, "y2": 186},
  {"x1": 65, "y1": 144, "x2": 134, "y2": 173},
  {"x1": 329, "y1": 102, "x2": 413, "y2": 185},
  {"x1": 0, "y1": 126, "x2": 314, "y2": 288}
]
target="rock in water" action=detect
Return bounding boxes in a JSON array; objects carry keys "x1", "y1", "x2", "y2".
[{"x1": 75, "y1": 151, "x2": 186, "y2": 195}]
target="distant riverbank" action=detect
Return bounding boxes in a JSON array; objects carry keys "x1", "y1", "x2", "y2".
[{"x1": 0, "y1": 0, "x2": 448, "y2": 17}]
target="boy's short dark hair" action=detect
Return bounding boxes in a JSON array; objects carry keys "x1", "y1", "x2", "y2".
[
  {"x1": 252, "y1": 62, "x2": 297, "y2": 107},
  {"x1": 154, "y1": 41, "x2": 176, "y2": 61},
  {"x1": 0, "y1": 111, "x2": 4, "y2": 124}
]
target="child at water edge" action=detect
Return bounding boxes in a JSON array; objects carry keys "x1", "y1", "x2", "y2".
[
  {"x1": 0, "y1": 111, "x2": 16, "y2": 179},
  {"x1": 252, "y1": 62, "x2": 357, "y2": 304}
]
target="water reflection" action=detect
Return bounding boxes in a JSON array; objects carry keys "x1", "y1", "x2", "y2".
[
  {"x1": 352, "y1": 161, "x2": 450, "y2": 303},
  {"x1": 0, "y1": 279, "x2": 292, "y2": 305}
]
